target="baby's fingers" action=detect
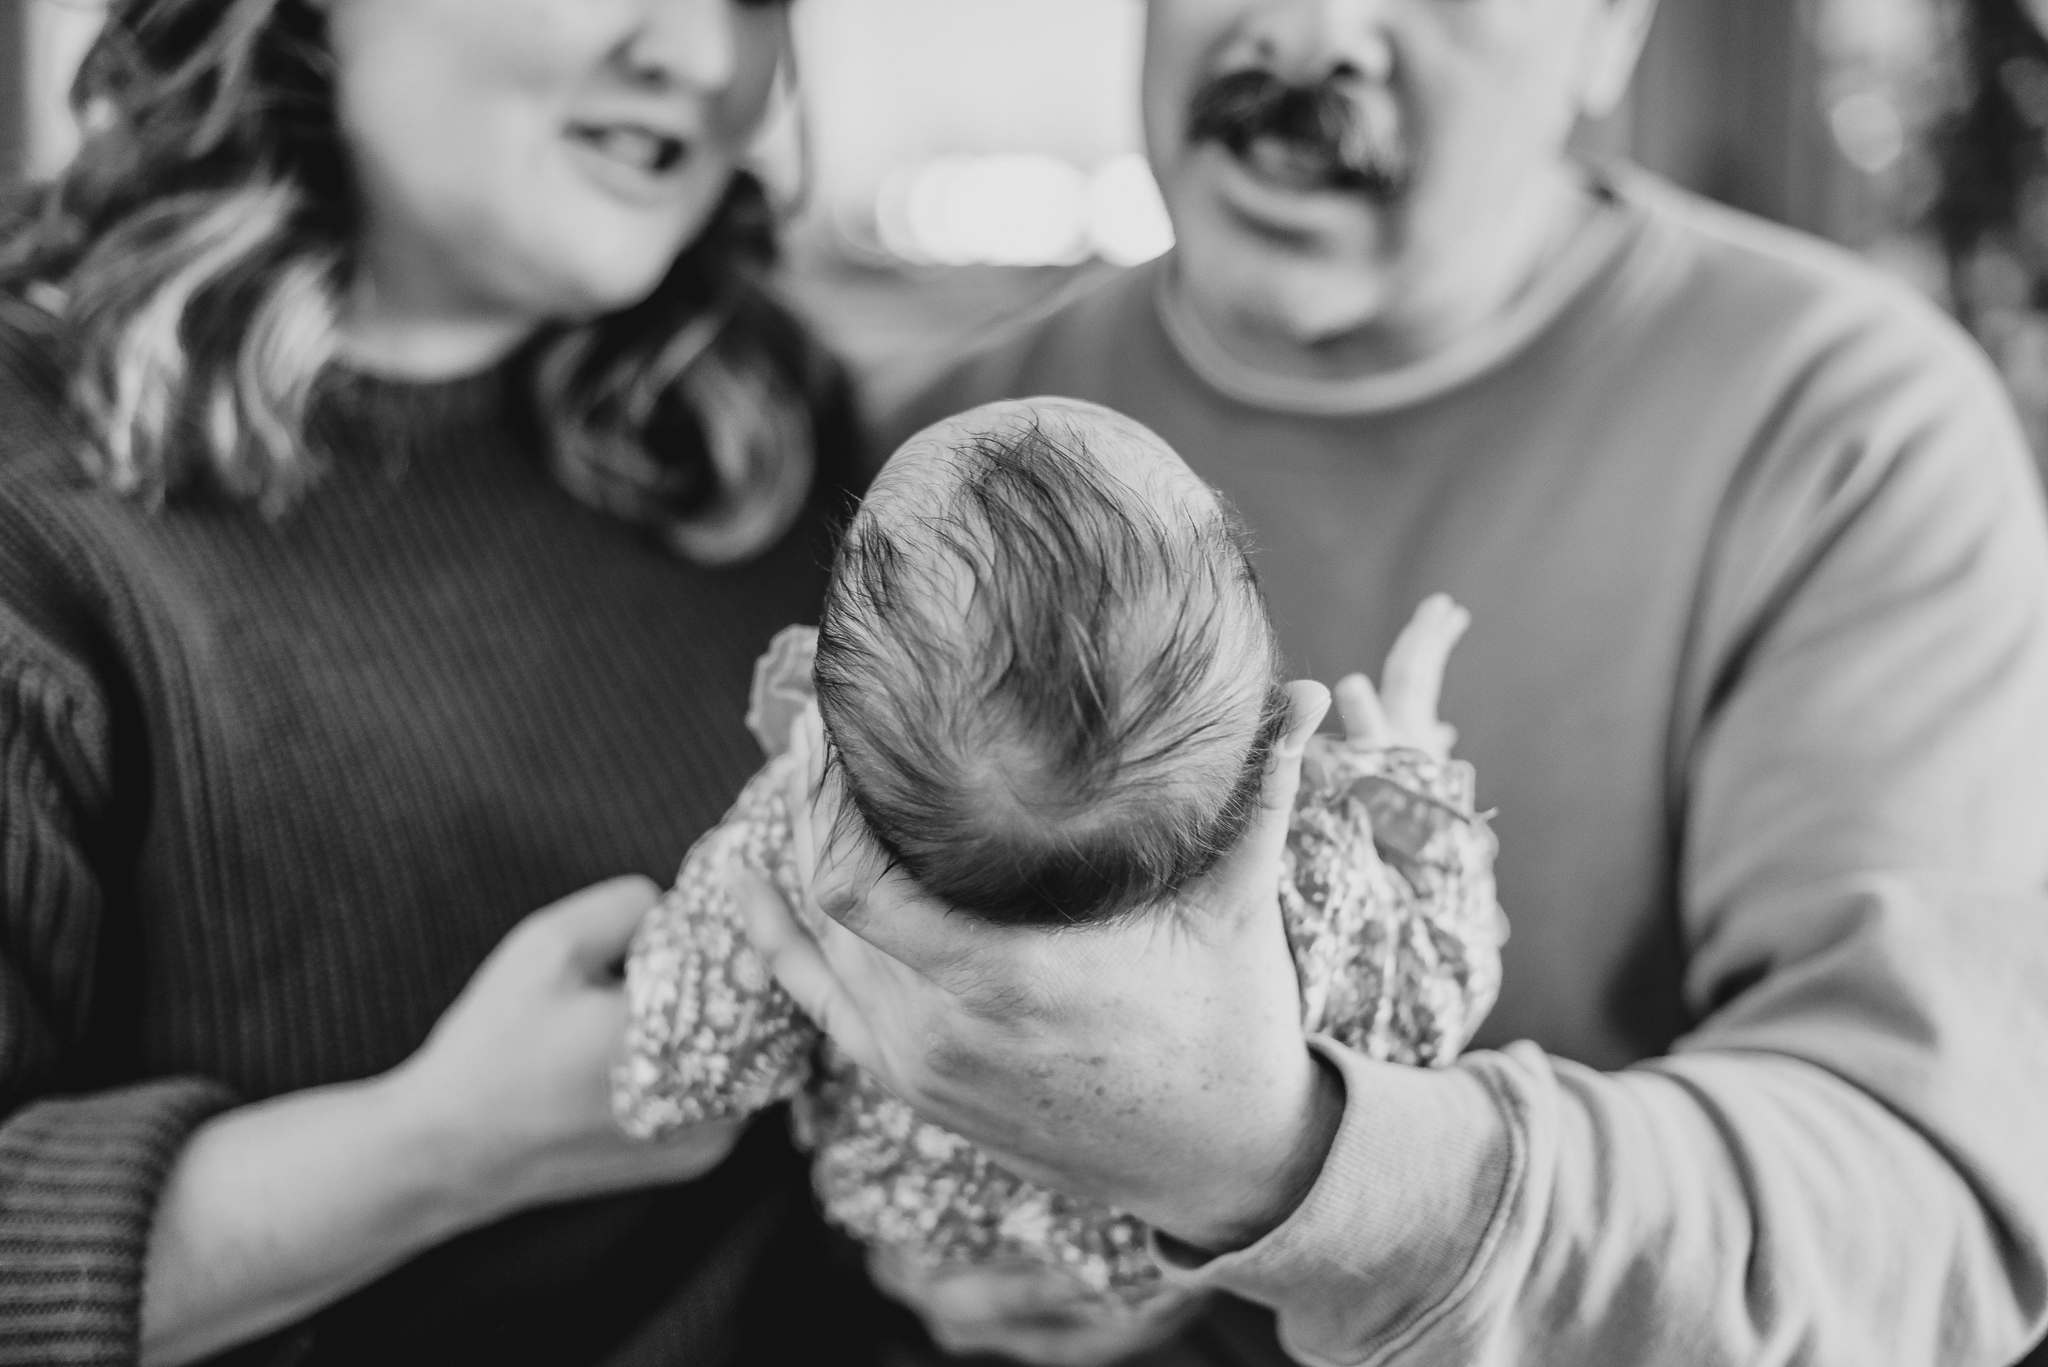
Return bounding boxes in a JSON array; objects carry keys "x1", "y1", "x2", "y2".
[
  {"x1": 1380, "y1": 595, "x2": 1470, "y2": 754},
  {"x1": 1334, "y1": 673, "x2": 1392, "y2": 746}
]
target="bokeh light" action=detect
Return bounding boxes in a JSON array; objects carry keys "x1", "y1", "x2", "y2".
[
  {"x1": 875, "y1": 153, "x2": 1173, "y2": 268},
  {"x1": 1829, "y1": 91, "x2": 1908, "y2": 173},
  {"x1": 1085, "y1": 153, "x2": 1177, "y2": 267}
]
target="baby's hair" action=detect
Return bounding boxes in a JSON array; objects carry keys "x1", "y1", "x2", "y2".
[{"x1": 814, "y1": 405, "x2": 1287, "y2": 927}]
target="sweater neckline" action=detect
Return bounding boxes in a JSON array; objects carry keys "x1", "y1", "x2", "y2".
[
  {"x1": 321, "y1": 359, "x2": 515, "y2": 436},
  {"x1": 313, "y1": 356, "x2": 533, "y2": 479},
  {"x1": 1153, "y1": 164, "x2": 1643, "y2": 418}
]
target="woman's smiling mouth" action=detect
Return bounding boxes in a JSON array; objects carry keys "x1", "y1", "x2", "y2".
[
  {"x1": 566, "y1": 122, "x2": 688, "y2": 175},
  {"x1": 561, "y1": 120, "x2": 700, "y2": 205}
]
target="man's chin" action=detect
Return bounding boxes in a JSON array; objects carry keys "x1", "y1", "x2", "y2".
[{"x1": 1172, "y1": 210, "x2": 1404, "y2": 358}]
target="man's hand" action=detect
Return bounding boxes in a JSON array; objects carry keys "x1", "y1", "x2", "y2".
[
  {"x1": 868, "y1": 1253, "x2": 1208, "y2": 1367},
  {"x1": 735, "y1": 682, "x2": 1342, "y2": 1252}
]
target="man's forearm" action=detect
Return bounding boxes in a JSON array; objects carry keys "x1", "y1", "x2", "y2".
[{"x1": 1167, "y1": 884, "x2": 2048, "y2": 1367}]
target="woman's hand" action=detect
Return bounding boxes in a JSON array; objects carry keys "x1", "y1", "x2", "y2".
[
  {"x1": 384, "y1": 875, "x2": 744, "y2": 1218},
  {"x1": 735, "y1": 683, "x2": 1342, "y2": 1254},
  {"x1": 868, "y1": 1253, "x2": 1209, "y2": 1367},
  {"x1": 143, "y1": 878, "x2": 740, "y2": 1367}
]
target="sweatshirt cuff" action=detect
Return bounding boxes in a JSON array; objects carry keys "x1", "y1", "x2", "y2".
[
  {"x1": 0, "y1": 1078, "x2": 239, "y2": 1365},
  {"x1": 1150, "y1": 1038, "x2": 1518, "y2": 1367}
]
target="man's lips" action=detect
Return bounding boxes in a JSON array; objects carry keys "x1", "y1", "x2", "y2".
[
  {"x1": 1209, "y1": 138, "x2": 1407, "y2": 210},
  {"x1": 1239, "y1": 136, "x2": 1363, "y2": 195},
  {"x1": 1195, "y1": 143, "x2": 1401, "y2": 243}
]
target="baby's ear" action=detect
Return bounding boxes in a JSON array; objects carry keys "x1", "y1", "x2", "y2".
[{"x1": 748, "y1": 625, "x2": 821, "y2": 757}]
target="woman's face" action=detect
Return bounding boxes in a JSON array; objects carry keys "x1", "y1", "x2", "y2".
[{"x1": 325, "y1": 0, "x2": 786, "y2": 329}]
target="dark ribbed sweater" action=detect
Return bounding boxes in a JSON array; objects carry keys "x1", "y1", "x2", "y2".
[{"x1": 0, "y1": 309, "x2": 875, "y2": 1366}]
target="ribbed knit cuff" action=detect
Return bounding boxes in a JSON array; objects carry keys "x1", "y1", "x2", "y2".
[
  {"x1": 1151, "y1": 1038, "x2": 1518, "y2": 1367},
  {"x1": 0, "y1": 1079, "x2": 239, "y2": 1367}
]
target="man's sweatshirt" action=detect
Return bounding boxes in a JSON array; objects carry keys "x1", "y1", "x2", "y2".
[{"x1": 885, "y1": 168, "x2": 2048, "y2": 1367}]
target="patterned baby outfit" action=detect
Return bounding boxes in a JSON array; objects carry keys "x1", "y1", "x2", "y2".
[{"x1": 615, "y1": 626, "x2": 1504, "y2": 1308}]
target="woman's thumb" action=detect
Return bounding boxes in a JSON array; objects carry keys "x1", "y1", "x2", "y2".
[{"x1": 544, "y1": 875, "x2": 662, "y2": 973}]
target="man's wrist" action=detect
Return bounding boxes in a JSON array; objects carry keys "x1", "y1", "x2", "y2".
[{"x1": 1168, "y1": 1051, "x2": 1346, "y2": 1254}]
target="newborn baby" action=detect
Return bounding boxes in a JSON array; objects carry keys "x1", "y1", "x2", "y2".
[{"x1": 614, "y1": 398, "x2": 1503, "y2": 1308}]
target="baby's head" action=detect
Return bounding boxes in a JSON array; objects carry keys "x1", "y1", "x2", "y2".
[{"x1": 814, "y1": 398, "x2": 1286, "y2": 927}]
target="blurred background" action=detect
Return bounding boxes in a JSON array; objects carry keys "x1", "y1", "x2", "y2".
[{"x1": 6, "y1": 0, "x2": 2043, "y2": 455}]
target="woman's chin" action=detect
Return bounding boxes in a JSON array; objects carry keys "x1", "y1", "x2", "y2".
[
  {"x1": 552, "y1": 213, "x2": 719, "y2": 318},
  {"x1": 528, "y1": 251, "x2": 687, "y2": 324},
  {"x1": 571, "y1": 269, "x2": 673, "y2": 320}
]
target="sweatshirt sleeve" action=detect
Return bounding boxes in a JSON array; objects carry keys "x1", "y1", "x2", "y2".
[
  {"x1": 0, "y1": 600, "x2": 237, "y2": 1366},
  {"x1": 1156, "y1": 314, "x2": 2048, "y2": 1365}
]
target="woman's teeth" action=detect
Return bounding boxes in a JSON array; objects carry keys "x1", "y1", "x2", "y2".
[{"x1": 567, "y1": 124, "x2": 687, "y2": 175}]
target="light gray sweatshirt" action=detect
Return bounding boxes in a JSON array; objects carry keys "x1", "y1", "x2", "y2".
[{"x1": 882, "y1": 169, "x2": 2048, "y2": 1367}]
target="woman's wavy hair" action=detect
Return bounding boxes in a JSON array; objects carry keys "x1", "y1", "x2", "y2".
[{"x1": 0, "y1": 0, "x2": 819, "y2": 565}]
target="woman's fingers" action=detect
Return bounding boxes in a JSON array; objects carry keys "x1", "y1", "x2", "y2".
[
  {"x1": 636, "y1": 1118, "x2": 747, "y2": 1172},
  {"x1": 1379, "y1": 595, "x2": 1470, "y2": 752},
  {"x1": 870, "y1": 1255, "x2": 1191, "y2": 1367},
  {"x1": 870, "y1": 1254, "x2": 1091, "y2": 1322}
]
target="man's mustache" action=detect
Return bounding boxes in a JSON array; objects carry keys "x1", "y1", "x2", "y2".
[{"x1": 1186, "y1": 68, "x2": 1411, "y2": 198}]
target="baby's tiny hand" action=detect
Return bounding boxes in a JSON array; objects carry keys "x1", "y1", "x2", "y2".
[{"x1": 1334, "y1": 594, "x2": 1470, "y2": 758}]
